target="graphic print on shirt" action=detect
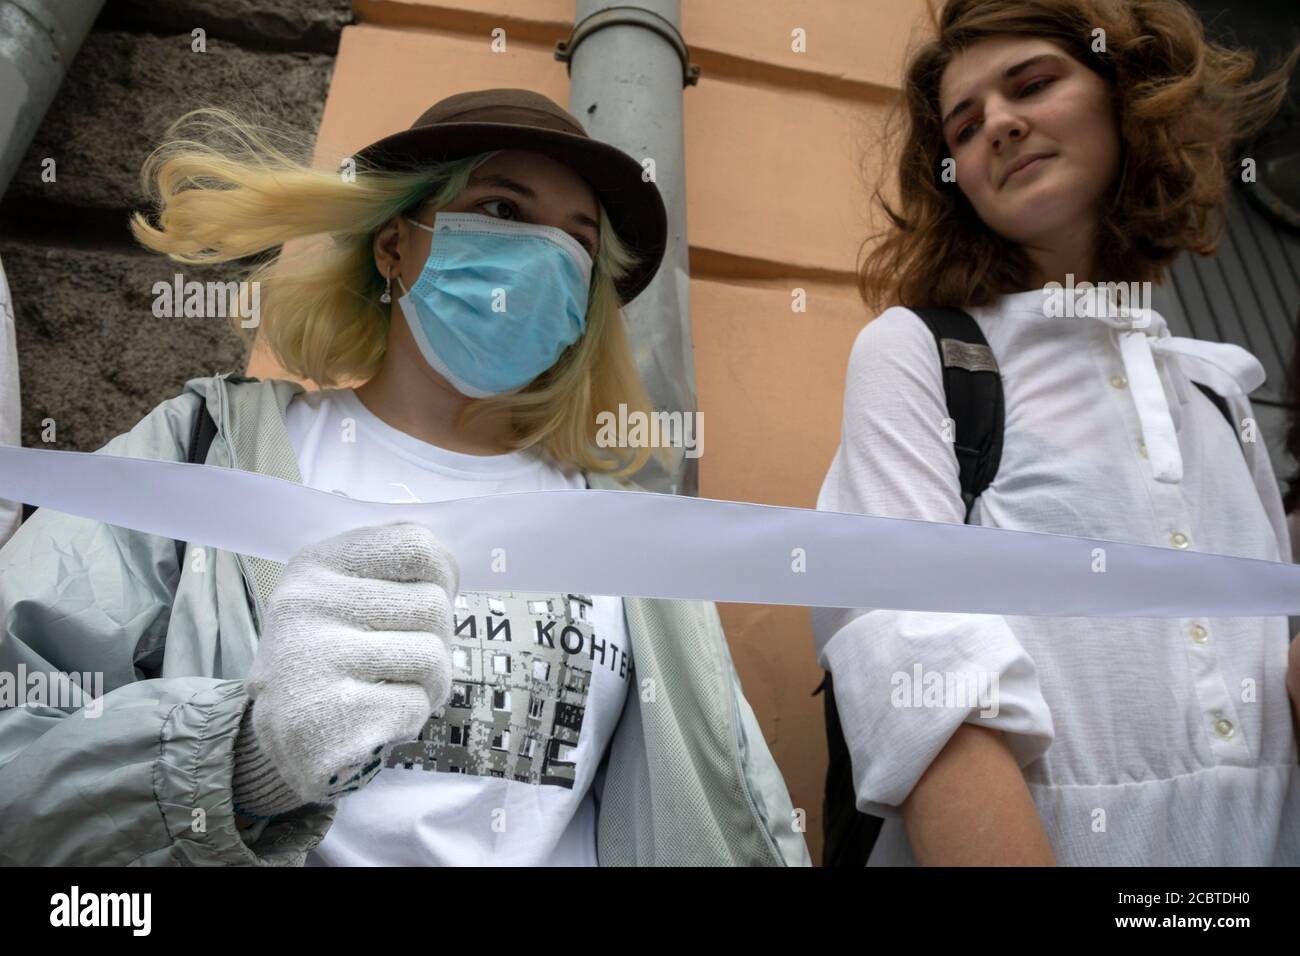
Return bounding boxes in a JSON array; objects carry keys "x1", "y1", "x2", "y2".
[{"x1": 384, "y1": 590, "x2": 631, "y2": 788}]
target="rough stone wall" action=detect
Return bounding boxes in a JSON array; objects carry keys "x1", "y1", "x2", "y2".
[{"x1": 0, "y1": 0, "x2": 351, "y2": 452}]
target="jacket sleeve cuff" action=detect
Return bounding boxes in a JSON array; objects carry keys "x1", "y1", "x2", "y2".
[
  {"x1": 821, "y1": 609, "x2": 1055, "y2": 819},
  {"x1": 151, "y1": 679, "x2": 335, "y2": 865},
  {"x1": 231, "y1": 700, "x2": 311, "y2": 821}
]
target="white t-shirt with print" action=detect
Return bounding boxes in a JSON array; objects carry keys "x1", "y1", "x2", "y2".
[{"x1": 282, "y1": 387, "x2": 633, "y2": 866}]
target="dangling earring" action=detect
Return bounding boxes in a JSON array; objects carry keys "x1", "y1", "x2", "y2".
[{"x1": 380, "y1": 271, "x2": 392, "y2": 304}]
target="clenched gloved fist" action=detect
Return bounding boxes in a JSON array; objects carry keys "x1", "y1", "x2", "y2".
[{"x1": 231, "y1": 521, "x2": 458, "y2": 819}]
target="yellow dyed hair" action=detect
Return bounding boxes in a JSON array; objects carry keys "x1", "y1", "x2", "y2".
[{"x1": 131, "y1": 107, "x2": 662, "y2": 476}]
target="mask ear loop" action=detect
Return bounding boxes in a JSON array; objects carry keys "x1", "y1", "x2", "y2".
[
  {"x1": 385, "y1": 216, "x2": 432, "y2": 304},
  {"x1": 379, "y1": 212, "x2": 433, "y2": 305}
]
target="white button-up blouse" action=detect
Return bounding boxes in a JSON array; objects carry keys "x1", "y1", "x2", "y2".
[{"x1": 813, "y1": 288, "x2": 1300, "y2": 865}]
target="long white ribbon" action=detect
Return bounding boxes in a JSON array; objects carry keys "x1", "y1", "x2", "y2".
[{"x1": 2, "y1": 445, "x2": 1299, "y2": 618}]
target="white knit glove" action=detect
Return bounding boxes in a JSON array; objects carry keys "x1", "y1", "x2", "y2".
[{"x1": 231, "y1": 521, "x2": 457, "y2": 819}]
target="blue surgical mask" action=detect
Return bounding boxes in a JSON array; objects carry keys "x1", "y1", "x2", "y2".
[{"x1": 395, "y1": 211, "x2": 593, "y2": 398}]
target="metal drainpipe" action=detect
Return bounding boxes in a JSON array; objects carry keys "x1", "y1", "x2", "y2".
[
  {"x1": 557, "y1": 1, "x2": 700, "y2": 497},
  {"x1": 0, "y1": 0, "x2": 105, "y2": 200}
]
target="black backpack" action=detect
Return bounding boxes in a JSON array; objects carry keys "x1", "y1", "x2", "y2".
[{"x1": 816, "y1": 306, "x2": 1237, "y2": 867}]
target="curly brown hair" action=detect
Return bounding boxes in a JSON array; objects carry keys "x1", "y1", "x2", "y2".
[{"x1": 858, "y1": 0, "x2": 1297, "y2": 311}]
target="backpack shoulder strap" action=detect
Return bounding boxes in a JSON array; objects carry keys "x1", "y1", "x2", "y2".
[
  {"x1": 173, "y1": 400, "x2": 219, "y2": 569},
  {"x1": 187, "y1": 396, "x2": 220, "y2": 466},
  {"x1": 1192, "y1": 381, "x2": 1238, "y2": 439},
  {"x1": 908, "y1": 306, "x2": 1005, "y2": 520},
  {"x1": 818, "y1": 305, "x2": 1005, "y2": 866}
]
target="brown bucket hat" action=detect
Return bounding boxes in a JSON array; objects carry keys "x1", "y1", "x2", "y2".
[{"x1": 351, "y1": 88, "x2": 668, "y2": 304}]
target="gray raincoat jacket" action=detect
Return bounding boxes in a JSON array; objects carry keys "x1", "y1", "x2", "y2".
[{"x1": 0, "y1": 372, "x2": 811, "y2": 866}]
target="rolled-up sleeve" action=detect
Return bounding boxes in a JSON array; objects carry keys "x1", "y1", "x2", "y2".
[{"x1": 813, "y1": 307, "x2": 1054, "y2": 817}]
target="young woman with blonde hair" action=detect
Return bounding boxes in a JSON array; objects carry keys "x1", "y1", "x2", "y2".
[
  {"x1": 816, "y1": 0, "x2": 1300, "y2": 866},
  {"x1": 0, "y1": 89, "x2": 809, "y2": 867}
]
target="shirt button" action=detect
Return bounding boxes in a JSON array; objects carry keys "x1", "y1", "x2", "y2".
[
  {"x1": 1138, "y1": 440, "x2": 1148, "y2": 458},
  {"x1": 1170, "y1": 531, "x2": 1190, "y2": 549},
  {"x1": 1110, "y1": 374, "x2": 1129, "y2": 389},
  {"x1": 1191, "y1": 624, "x2": 1208, "y2": 644},
  {"x1": 1214, "y1": 717, "x2": 1234, "y2": 738}
]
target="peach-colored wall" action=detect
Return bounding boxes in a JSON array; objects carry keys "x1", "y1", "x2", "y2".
[{"x1": 249, "y1": 0, "x2": 936, "y2": 864}]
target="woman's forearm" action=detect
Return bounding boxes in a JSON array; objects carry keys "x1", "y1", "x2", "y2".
[{"x1": 901, "y1": 723, "x2": 1056, "y2": 866}]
